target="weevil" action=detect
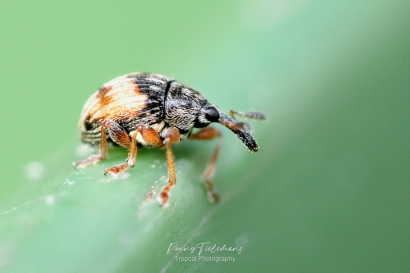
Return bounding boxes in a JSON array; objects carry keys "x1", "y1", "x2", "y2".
[{"x1": 73, "y1": 73, "x2": 265, "y2": 207}]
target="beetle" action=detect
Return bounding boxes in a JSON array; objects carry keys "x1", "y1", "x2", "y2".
[{"x1": 73, "y1": 73, "x2": 264, "y2": 207}]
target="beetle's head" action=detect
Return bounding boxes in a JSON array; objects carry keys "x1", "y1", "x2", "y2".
[
  {"x1": 194, "y1": 103, "x2": 265, "y2": 152},
  {"x1": 165, "y1": 82, "x2": 264, "y2": 150}
]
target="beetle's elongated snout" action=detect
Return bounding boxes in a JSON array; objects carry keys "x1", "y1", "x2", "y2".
[{"x1": 218, "y1": 112, "x2": 260, "y2": 152}]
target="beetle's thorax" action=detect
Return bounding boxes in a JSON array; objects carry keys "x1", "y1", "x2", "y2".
[{"x1": 162, "y1": 82, "x2": 207, "y2": 139}]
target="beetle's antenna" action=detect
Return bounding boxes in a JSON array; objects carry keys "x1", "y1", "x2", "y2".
[{"x1": 229, "y1": 110, "x2": 266, "y2": 120}]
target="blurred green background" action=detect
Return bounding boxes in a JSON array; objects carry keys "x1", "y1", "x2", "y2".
[{"x1": 0, "y1": 0, "x2": 409, "y2": 272}]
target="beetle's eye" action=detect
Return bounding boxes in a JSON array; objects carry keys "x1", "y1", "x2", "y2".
[{"x1": 204, "y1": 107, "x2": 219, "y2": 122}]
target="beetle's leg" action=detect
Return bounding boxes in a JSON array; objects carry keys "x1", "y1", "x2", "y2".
[
  {"x1": 104, "y1": 125, "x2": 166, "y2": 176},
  {"x1": 103, "y1": 120, "x2": 132, "y2": 148},
  {"x1": 102, "y1": 120, "x2": 148, "y2": 176},
  {"x1": 73, "y1": 123, "x2": 108, "y2": 168},
  {"x1": 139, "y1": 127, "x2": 165, "y2": 148},
  {"x1": 157, "y1": 127, "x2": 180, "y2": 207},
  {"x1": 103, "y1": 132, "x2": 136, "y2": 176},
  {"x1": 189, "y1": 127, "x2": 222, "y2": 203}
]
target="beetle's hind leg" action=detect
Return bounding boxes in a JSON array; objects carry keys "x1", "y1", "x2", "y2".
[
  {"x1": 74, "y1": 119, "x2": 137, "y2": 176},
  {"x1": 189, "y1": 127, "x2": 222, "y2": 203},
  {"x1": 102, "y1": 120, "x2": 138, "y2": 176},
  {"x1": 73, "y1": 123, "x2": 109, "y2": 168}
]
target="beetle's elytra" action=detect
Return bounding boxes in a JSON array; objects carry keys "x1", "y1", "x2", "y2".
[{"x1": 73, "y1": 73, "x2": 264, "y2": 207}]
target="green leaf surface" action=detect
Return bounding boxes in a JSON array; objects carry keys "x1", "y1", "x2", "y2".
[{"x1": 0, "y1": 135, "x2": 267, "y2": 273}]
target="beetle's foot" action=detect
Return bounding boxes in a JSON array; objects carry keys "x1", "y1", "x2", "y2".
[
  {"x1": 205, "y1": 180, "x2": 219, "y2": 203},
  {"x1": 208, "y1": 190, "x2": 220, "y2": 203},
  {"x1": 104, "y1": 163, "x2": 129, "y2": 176},
  {"x1": 73, "y1": 155, "x2": 101, "y2": 168},
  {"x1": 157, "y1": 187, "x2": 171, "y2": 208},
  {"x1": 157, "y1": 194, "x2": 169, "y2": 208}
]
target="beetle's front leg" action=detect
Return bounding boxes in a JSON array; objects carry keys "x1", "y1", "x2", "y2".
[{"x1": 189, "y1": 127, "x2": 221, "y2": 203}]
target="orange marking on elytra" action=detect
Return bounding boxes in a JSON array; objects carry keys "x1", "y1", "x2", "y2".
[
  {"x1": 134, "y1": 84, "x2": 141, "y2": 94},
  {"x1": 97, "y1": 86, "x2": 114, "y2": 107}
]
